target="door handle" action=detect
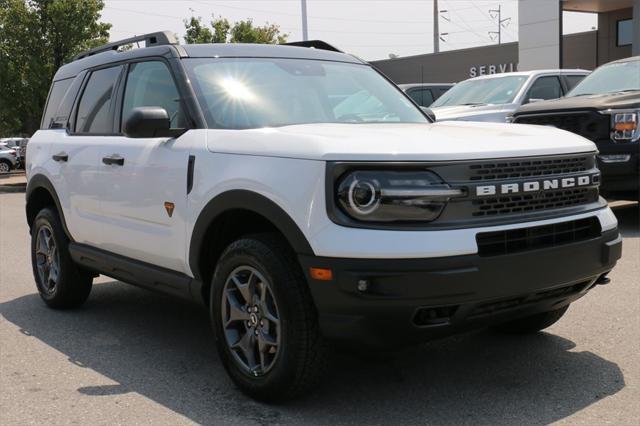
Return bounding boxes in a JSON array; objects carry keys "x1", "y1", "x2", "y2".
[
  {"x1": 52, "y1": 152, "x2": 68, "y2": 162},
  {"x1": 102, "y1": 155, "x2": 125, "y2": 166}
]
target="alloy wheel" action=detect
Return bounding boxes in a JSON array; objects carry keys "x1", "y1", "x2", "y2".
[
  {"x1": 35, "y1": 224, "x2": 59, "y2": 294},
  {"x1": 220, "y1": 266, "x2": 281, "y2": 376}
]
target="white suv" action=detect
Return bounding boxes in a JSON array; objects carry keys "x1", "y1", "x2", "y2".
[{"x1": 26, "y1": 33, "x2": 621, "y2": 402}]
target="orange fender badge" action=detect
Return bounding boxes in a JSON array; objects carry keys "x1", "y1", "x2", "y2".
[{"x1": 164, "y1": 202, "x2": 175, "y2": 217}]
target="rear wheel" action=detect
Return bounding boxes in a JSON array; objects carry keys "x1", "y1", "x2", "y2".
[
  {"x1": 31, "y1": 208, "x2": 93, "y2": 309},
  {"x1": 210, "y1": 233, "x2": 327, "y2": 402},
  {"x1": 493, "y1": 305, "x2": 569, "y2": 334}
]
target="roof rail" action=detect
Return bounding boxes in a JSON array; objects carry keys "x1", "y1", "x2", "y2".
[
  {"x1": 283, "y1": 40, "x2": 343, "y2": 53},
  {"x1": 73, "y1": 31, "x2": 178, "y2": 61}
]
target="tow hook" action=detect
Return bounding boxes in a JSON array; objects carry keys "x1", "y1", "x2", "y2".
[{"x1": 596, "y1": 274, "x2": 611, "y2": 285}]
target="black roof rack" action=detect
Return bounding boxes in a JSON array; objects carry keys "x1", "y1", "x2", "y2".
[
  {"x1": 73, "y1": 31, "x2": 178, "y2": 61},
  {"x1": 283, "y1": 40, "x2": 343, "y2": 53}
]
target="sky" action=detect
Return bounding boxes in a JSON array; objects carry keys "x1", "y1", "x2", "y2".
[{"x1": 100, "y1": 0, "x2": 598, "y2": 61}]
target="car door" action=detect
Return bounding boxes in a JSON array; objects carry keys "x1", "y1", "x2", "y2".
[
  {"x1": 50, "y1": 66, "x2": 124, "y2": 245},
  {"x1": 96, "y1": 59, "x2": 194, "y2": 273}
]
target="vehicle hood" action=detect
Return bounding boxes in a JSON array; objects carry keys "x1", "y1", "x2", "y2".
[
  {"x1": 515, "y1": 91, "x2": 640, "y2": 116},
  {"x1": 205, "y1": 122, "x2": 596, "y2": 161},
  {"x1": 431, "y1": 104, "x2": 515, "y2": 121}
]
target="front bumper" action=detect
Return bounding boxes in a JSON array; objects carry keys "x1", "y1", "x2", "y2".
[
  {"x1": 596, "y1": 140, "x2": 639, "y2": 196},
  {"x1": 300, "y1": 228, "x2": 622, "y2": 346}
]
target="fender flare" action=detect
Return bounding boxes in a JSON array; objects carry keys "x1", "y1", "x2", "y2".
[
  {"x1": 188, "y1": 190, "x2": 314, "y2": 281},
  {"x1": 25, "y1": 174, "x2": 73, "y2": 240}
]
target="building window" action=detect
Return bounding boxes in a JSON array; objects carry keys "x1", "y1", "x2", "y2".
[{"x1": 617, "y1": 19, "x2": 632, "y2": 47}]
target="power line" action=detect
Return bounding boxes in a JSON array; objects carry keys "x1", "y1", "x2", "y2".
[
  {"x1": 441, "y1": 0, "x2": 493, "y2": 43},
  {"x1": 192, "y1": 0, "x2": 435, "y2": 24},
  {"x1": 104, "y1": 5, "x2": 439, "y2": 36}
]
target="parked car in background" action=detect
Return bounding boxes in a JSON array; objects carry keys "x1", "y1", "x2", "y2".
[
  {"x1": 430, "y1": 69, "x2": 589, "y2": 122},
  {"x1": 0, "y1": 143, "x2": 18, "y2": 173},
  {"x1": 0, "y1": 137, "x2": 28, "y2": 168},
  {"x1": 513, "y1": 56, "x2": 640, "y2": 201},
  {"x1": 398, "y1": 83, "x2": 454, "y2": 107}
]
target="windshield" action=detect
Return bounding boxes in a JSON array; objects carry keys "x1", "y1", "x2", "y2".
[
  {"x1": 184, "y1": 58, "x2": 427, "y2": 129},
  {"x1": 431, "y1": 75, "x2": 527, "y2": 108},
  {"x1": 568, "y1": 60, "x2": 640, "y2": 96}
]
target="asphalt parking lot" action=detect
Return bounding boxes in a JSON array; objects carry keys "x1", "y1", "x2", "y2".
[{"x1": 1, "y1": 192, "x2": 638, "y2": 425}]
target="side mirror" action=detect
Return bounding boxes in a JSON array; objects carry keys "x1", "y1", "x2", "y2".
[
  {"x1": 527, "y1": 98, "x2": 545, "y2": 104},
  {"x1": 123, "y1": 107, "x2": 185, "y2": 138},
  {"x1": 420, "y1": 106, "x2": 436, "y2": 121}
]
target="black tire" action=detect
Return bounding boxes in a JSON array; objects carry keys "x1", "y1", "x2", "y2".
[
  {"x1": 30, "y1": 207, "x2": 93, "y2": 309},
  {"x1": 210, "y1": 233, "x2": 328, "y2": 402},
  {"x1": 0, "y1": 159, "x2": 12, "y2": 173},
  {"x1": 493, "y1": 305, "x2": 569, "y2": 334}
]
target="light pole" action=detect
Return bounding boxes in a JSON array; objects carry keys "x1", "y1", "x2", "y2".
[
  {"x1": 301, "y1": 0, "x2": 309, "y2": 41},
  {"x1": 433, "y1": 0, "x2": 439, "y2": 53}
]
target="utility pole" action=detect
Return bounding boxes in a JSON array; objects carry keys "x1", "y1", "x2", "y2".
[
  {"x1": 301, "y1": 0, "x2": 309, "y2": 41},
  {"x1": 488, "y1": 4, "x2": 511, "y2": 45},
  {"x1": 433, "y1": 0, "x2": 439, "y2": 53}
]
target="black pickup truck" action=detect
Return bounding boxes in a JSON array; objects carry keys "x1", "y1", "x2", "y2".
[{"x1": 513, "y1": 56, "x2": 639, "y2": 201}]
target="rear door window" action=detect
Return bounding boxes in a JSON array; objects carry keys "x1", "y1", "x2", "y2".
[
  {"x1": 524, "y1": 76, "x2": 563, "y2": 103},
  {"x1": 435, "y1": 87, "x2": 451, "y2": 99},
  {"x1": 565, "y1": 75, "x2": 586, "y2": 91},
  {"x1": 75, "y1": 66, "x2": 123, "y2": 134},
  {"x1": 407, "y1": 88, "x2": 435, "y2": 107}
]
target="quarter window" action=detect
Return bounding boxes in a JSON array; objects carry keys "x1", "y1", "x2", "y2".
[
  {"x1": 75, "y1": 66, "x2": 122, "y2": 134},
  {"x1": 121, "y1": 61, "x2": 184, "y2": 130},
  {"x1": 42, "y1": 78, "x2": 73, "y2": 129}
]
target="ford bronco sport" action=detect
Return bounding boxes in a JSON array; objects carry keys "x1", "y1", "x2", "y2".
[{"x1": 27, "y1": 32, "x2": 622, "y2": 402}]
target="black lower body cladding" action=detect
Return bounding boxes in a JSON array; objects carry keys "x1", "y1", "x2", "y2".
[{"x1": 299, "y1": 227, "x2": 621, "y2": 347}]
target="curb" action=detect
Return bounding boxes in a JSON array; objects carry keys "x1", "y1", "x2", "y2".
[{"x1": 0, "y1": 183, "x2": 26, "y2": 194}]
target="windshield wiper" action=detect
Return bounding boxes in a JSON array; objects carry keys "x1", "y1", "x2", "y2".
[{"x1": 460, "y1": 102, "x2": 487, "y2": 106}]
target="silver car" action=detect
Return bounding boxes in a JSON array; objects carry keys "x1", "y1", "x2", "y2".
[
  {"x1": 430, "y1": 69, "x2": 589, "y2": 122},
  {"x1": 0, "y1": 143, "x2": 18, "y2": 173}
]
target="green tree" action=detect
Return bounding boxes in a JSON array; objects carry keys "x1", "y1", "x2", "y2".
[
  {"x1": 184, "y1": 16, "x2": 213, "y2": 44},
  {"x1": 184, "y1": 16, "x2": 287, "y2": 45},
  {"x1": 0, "y1": 0, "x2": 111, "y2": 136}
]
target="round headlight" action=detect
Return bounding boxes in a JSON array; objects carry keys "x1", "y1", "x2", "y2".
[
  {"x1": 348, "y1": 178, "x2": 380, "y2": 215},
  {"x1": 336, "y1": 170, "x2": 462, "y2": 223}
]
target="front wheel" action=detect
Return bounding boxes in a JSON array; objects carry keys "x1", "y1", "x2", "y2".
[
  {"x1": 210, "y1": 233, "x2": 327, "y2": 402},
  {"x1": 493, "y1": 305, "x2": 569, "y2": 334},
  {"x1": 31, "y1": 208, "x2": 93, "y2": 309}
]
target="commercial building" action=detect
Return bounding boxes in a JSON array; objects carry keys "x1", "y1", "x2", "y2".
[{"x1": 372, "y1": 0, "x2": 638, "y2": 84}]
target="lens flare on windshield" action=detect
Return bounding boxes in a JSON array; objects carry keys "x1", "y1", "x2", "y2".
[{"x1": 220, "y1": 77, "x2": 256, "y2": 102}]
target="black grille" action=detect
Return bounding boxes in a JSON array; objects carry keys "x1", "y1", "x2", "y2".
[
  {"x1": 513, "y1": 111, "x2": 610, "y2": 142},
  {"x1": 468, "y1": 156, "x2": 589, "y2": 181},
  {"x1": 471, "y1": 188, "x2": 597, "y2": 217},
  {"x1": 476, "y1": 217, "x2": 601, "y2": 256}
]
